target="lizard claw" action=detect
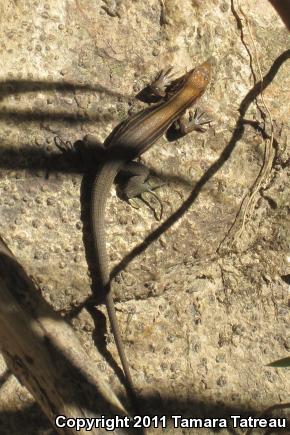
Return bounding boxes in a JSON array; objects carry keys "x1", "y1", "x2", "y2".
[
  {"x1": 54, "y1": 135, "x2": 74, "y2": 153},
  {"x1": 178, "y1": 107, "x2": 212, "y2": 135},
  {"x1": 141, "y1": 189, "x2": 163, "y2": 221},
  {"x1": 149, "y1": 66, "x2": 181, "y2": 98},
  {"x1": 191, "y1": 108, "x2": 212, "y2": 128},
  {"x1": 128, "y1": 197, "x2": 141, "y2": 210}
]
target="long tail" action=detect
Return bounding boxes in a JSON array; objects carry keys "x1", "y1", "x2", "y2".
[{"x1": 91, "y1": 158, "x2": 137, "y2": 404}]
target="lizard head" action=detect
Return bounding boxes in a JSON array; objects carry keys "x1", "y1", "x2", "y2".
[{"x1": 186, "y1": 57, "x2": 214, "y2": 91}]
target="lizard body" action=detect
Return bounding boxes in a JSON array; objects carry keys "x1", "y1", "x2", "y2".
[{"x1": 91, "y1": 58, "x2": 213, "y2": 405}]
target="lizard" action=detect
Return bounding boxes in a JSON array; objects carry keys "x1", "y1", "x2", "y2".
[{"x1": 89, "y1": 57, "x2": 213, "y2": 408}]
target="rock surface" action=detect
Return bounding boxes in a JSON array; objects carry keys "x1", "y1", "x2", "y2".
[{"x1": 0, "y1": 0, "x2": 289, "y2": 434}]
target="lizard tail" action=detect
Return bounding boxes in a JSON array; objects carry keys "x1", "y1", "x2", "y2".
[{"x1": 91, "y1": 158, "x2": 138, "y2": 407}]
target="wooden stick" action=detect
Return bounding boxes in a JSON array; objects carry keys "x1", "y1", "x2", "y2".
[{"x1": 0, "y1": 237, "x2": 132, "y2": 435}]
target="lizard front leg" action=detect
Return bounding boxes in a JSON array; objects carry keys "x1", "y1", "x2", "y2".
[{"x1": 177, "y1": 107, "x2": 212, "y2": 134}]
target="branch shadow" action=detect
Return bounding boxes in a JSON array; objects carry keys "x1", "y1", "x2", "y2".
[
  {"x1": 0, "y1": 78, "x2": 135, "y2": 125},
  {"x1": 0, "y1": 139, "x2": 200, "y2": 199},
  {"x1": 109, "y1": 48, "x2": 290, "y2": 281},
  {"x1": 0, "y1": 79, "x2": 131, "y2": 101}
]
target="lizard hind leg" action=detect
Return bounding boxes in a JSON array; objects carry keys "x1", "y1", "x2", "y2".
[
  {"x1": 117, "y1": 161, "x2": 151, "y2": 199},
  {"x1": 118, "y1": 161, "x2": 164, "y2": 220}
]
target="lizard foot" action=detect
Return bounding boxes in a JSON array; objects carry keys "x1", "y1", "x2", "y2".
[
  {"x1": 148, "y1": 66, "x2": 181, "y2": 98},
  {"x1": 177, "y1": 107, "x2": 212, "y2": 134}
]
